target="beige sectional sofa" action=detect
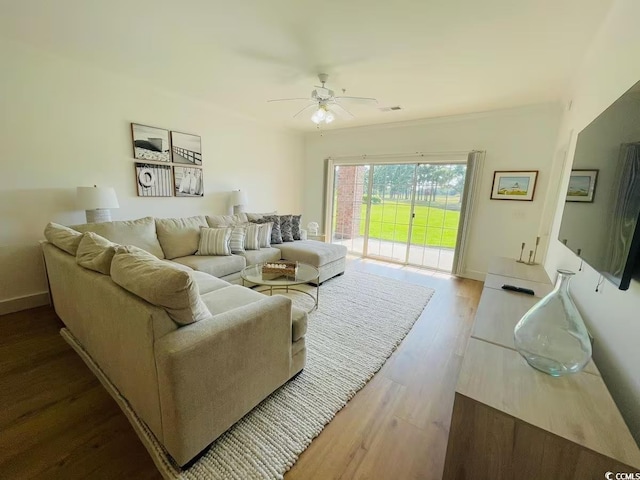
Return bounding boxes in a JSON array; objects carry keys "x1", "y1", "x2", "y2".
[{"x1": 42, "y1": 214, "x2": 346, "y2": 467}]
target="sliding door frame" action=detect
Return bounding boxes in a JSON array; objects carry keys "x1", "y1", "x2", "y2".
[{"x1": 325, "y1": 151, "x2": 479, "y2": 275}]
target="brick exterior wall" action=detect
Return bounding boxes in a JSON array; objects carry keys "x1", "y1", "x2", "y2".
[{"x1": 334, "y1": 166, "x2": 366, "y2": 239}]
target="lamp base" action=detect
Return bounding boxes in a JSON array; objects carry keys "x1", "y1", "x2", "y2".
[
  {"x1": 86, "y1": 209, "x2": 112, "y2": 223},
  {"x1": 233, "y1": 205, "x2": 246, "y2": 215}
]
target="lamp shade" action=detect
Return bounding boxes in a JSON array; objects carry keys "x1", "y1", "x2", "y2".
[
  {"x1": 77, "y1": 186, "x2": 119, "y2": 210},
  {"x1": 230, "y1": 190, "x2": 247, "y2": 206}
]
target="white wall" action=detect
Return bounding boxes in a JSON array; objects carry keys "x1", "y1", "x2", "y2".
[
  {"x1": 0, "y1": 39, "x2": 304, "y2": 312},
  {"x1": 544, "y1": 0, "x2": 640, "y2": 443},
  {"x1": 303, "y1": 104, "x2": 562, "y2": 279}
]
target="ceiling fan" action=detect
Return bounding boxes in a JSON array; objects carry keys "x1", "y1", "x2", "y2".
[{"x1": 267, "y1": 73, "x2": 378, "y2": 125}]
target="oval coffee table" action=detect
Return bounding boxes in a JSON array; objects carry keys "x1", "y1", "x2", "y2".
[{"x1": 241, "y1": 262, "x2": 320, "y2": 312}]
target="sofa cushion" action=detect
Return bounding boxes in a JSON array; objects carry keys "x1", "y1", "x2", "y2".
[
  {"x1": 162, "y1": 259, "x2": 192, "y2": 272},
  {"x1": 240, "y1": 247, "x2": 282, "y2": 266},
  {"x1": 206, "y1": 213, "x2": 248, "y2": 227},
  {"x1": 190, "y1": 271, "x2": 231, "y2": 295},
  {"x1": 196, "y1": 227, "x2": 232, "y2": 256},
  {"x1": 155, "y1": 216, "x2": 208, "y2": 260},
  {"x1": 172, "y1": 254, "x2": 246, "y2": 278},
  {"x1": 44, "y1": 222, "x2": 83, "y2": 255},
  {"x1": 200, "y1": 285, "x2": 267, "y2": 315},
  {"x1": 291, "y1": 215, "x2": 302, "y2": 241},
  {"x1": 111, "y1": 249, "x2": 211, "y2": 326},
  {"x1": 246, "y1": 211, "x2": 277, "y2": 222},
  {"x1": 76, "y1": 232, "x2": 117, "y2": 275},
  {"x1": 277, "y1": 240, "x2": 348, "y2": 267},
  {"x1": 279, "y1": 215, "x2": 294, "y2": 242},
  {"x1": 201, "y1": 287, "x2": 306, "y2": 342},
  {"x1": 257, "y1": 215, "x2": 282, "y2": 244},
  {"x1": 291, "y1": 306, "x2": 308, "y2": 342},
  {"x1": 72, "y1": 216, "x2": 165, "y2": 259}
]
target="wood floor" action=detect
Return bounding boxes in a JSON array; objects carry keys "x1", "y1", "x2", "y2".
[{"x1": 0, "y1": 259, "x2": 482, "y2": 479}]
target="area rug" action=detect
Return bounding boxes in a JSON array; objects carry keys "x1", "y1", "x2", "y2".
[{"x1": 65, "y1": 270, "x2": 434, "y2": 479}]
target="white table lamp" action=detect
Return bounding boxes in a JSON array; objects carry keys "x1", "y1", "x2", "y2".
[
  {"x1": 77, "y1": 186, "x2": 119, "y2": 223},
  {"x1": 230, "y1": 190, "x2": 248, "y2": 214}
]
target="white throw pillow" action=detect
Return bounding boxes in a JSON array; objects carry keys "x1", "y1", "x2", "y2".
[
  {"x1": 244, "y1": 223, "x2": 260, "y2": 250},
  {"x1": 111, "y1": 248, "x2": 211, "y2": 326},
  {"x1": 196, "y1": 227, "x2": 232, "y2": 256},
  {"x1": 229, "y1": 225, "x2": 246, "y2": 253},
  {"x1": 44, "y1": 222, "x2": 83, "y2": 255},
  {"x1": 257, "y1": 222, "x2": 273, "y2": 248},
  {"x1": 76, "y1": 232, "x2": 118, "y2": 275}
]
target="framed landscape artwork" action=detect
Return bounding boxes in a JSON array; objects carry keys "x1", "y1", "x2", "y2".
[
  {"x1": 174, "y1": 166, "x2": 204, "y2": 197},
  {"x1": 566, "y1": 169, "x2": 598, "y2": 202},
  {"x1": 135, "y1": 163, "x2": 173, "y2": 197},
  {"x1": 171, "y1": 131, "x2": 202, "y2": 166},
  {"x1": 490, "y1": 170, "x2": 538, "y2": 201},
  {"x1": 131, "y1": 123, "x2": 171, "y2": 162}
]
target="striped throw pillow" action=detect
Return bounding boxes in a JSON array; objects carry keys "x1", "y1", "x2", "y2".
[
  {"x1": 244, "y1": 223, "x2": 260, "y2": 250},
  {"x1": 256, "y1": 222, "x2": 272, "y2": 248},
  {"x1": 196, "y1": 227, "x2": 232, "y2": 256},
  {"x1": 229, "y1": 225, "x2": 246, "y2": 253}
]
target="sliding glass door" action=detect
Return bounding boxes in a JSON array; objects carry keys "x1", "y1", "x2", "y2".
[{"x1": 329, "y1": 160, "x2": 468, "y2": 273}]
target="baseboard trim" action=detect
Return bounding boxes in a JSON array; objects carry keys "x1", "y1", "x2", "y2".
[
  {"x1": 460, "y1": 270, "x2": 486, "y2": 282},
  {"x1": 0, "y1": 291, "x2": 50, "y2": 316}
]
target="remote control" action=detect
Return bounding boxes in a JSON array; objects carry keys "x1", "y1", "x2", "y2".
[{"x1": 501, "y1": 284, "x2": 535, "y2": 295}]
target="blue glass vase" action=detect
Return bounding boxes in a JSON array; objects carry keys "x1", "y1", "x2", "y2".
[{"x1": 513, "y1": 269, "x2": 592, "y2": 377}]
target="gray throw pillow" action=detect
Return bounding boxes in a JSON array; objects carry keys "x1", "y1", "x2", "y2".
[
  {"x1": 279, "y1": 215, "x2": 294, "y2": 242},
  {"x1": 291, "y1": 215, "x2": 302, "y2": 240},
  {"x1": 257, "y1": 215, "x2": 282, "y2": 244}
]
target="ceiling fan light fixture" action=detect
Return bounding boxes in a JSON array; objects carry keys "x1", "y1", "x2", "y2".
[
  {"x1": 311, "y1": 107, "x2": 326, "y2": 124},
  {"x1": 267, "y1": 74, "x2": 378, "y2": 125},
  {"x1": 324, "y1": 110, "x2": 335, "y2": 124}
]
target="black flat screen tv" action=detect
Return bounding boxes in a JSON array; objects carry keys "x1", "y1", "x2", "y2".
[{"x1": 558, "y1": 80, "x2": 640, "y2": 290}]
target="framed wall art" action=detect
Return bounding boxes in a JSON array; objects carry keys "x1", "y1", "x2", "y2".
[
  {"x1": 135, "y1": 163, "x2": 173, "y2": 197},
  {"x1": 490, "y1": 170, "x2": 538, "y2": 201},
  {"x1": 566, "y1": 169, "x2": 598, "y2": 202},
  {"x1": 131, "y1": 123, "x2": 171, "y2": 162},
  {"x1": 171, "y1": 131, "x2": 202, "y2": 166},
  {"x1": 174, "y1": 166, "x2": 204, "y2": 197}
]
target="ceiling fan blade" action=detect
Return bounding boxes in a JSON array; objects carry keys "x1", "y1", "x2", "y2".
[
  {"x1": 334, "y1": 96, "x2": 379, "y2": 105},
  {"x1": 292, "y1": 103, "x2": 318, "y2": 119},
  {"x1": 267, "y1": 97, "x2": 312, "y2": 103},
  {"x1": 330, "y1": 103, "x2": 355, "y2": 118}
]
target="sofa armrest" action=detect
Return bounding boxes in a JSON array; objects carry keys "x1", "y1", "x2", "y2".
[{"x1": 155, "y1": 294, "x2": 293, "y2": 465}]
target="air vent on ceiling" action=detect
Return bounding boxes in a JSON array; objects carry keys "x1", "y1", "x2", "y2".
[{"x1": 379, "y1": 106, "x2": 402, "y2": 112}]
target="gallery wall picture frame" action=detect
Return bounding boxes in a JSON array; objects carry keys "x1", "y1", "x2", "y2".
[
  {"x1": 171, "y1": 131, "x2": 202, "y2": 166},
  {"x1": 135, "y1": 162, "x2": 173, "y2": 197},
  {"x1": 131, "y1": 123, "x2": 171, "y2": 162},
  {"x1": 566, "y1": 169, "x2": 598, "y2": 202},
  {"x1": 173, "y1": 166, "x2": 204, "y2": 197},
  {"x1": 490, "y1": 170, "x2": 538, "y2": 201}
]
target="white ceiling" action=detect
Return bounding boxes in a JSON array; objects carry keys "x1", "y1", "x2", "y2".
[{"x1": 1, "y1": 0, "x2": 613, "y2": 131}]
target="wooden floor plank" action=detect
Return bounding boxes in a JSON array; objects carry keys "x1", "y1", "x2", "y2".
[{"x1": 0, "y1": 258, "x2": 481, "y2": 479}]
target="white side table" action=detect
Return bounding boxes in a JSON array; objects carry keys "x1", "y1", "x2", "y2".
[{"x1": 307, "y1": 234, "x2": 326, "y2": 242}]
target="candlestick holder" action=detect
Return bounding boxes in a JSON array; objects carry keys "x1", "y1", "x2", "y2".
[{"x1": 516, "y1": 236, "x2": 541, "y2": 266}]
